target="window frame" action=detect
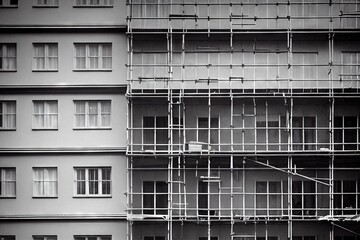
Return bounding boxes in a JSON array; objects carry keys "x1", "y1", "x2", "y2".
[
  {"x1": 32, "y1": 100, "x2": 59, "y2": 130},
  {"x1": 73, "y1": 167, "x2": 112, "y2": 197},
  {"x1": 0, "y1": 0, "x2": 18, "y2": 7},
  {"x1": 255, "y1": 180, "x2": 285, "y2": 217},
  {"x1": 334, "y1": 179, "x2": 358, "y2": 215},
  {"x1": 0, "y1": 168, "x2": 16, "y2": 198},
  {"x1": 32, "y1": 167, "x2": 58, "y2": 198},
  {"x1": 292, "y1": 180, "x2": 316, "y2": 216},
  {"x1": 292, "y1": 116, "x2": 316, "y2": 151},
  {"x1": 33, "y1": 236, "x2": 57, "y2": 240},
  {"x1": 142, "y1": 180, "x2": 168, "y2": 215},
  {"x1": 73, "y1": 43, "x2": 112, "y2": 71},
  {"x1": 341, "y1": 51, "x2": 360, "y2": 80},
  {"x1": 0, "y1": 43, "x2": 17, "y2": 71},
  {"x1": 73, "y1": 100, "x2": 111, "y2": 129},
  {"x1": 32, "y1": 43, "x2": 59, "y2": 71},
  {"x1": 33, "y1": 0, "x2": 59, "y2": 7},
  {"x1": 0, "y1": 101, "x2": 16, "y2": 130},
  {"x1": 0, "y1": 236, "x2": 16, "y2": 240},
  {"x1": 73, "y1": 0, "x2": 114, "y2": 8},
  {"x1": 197, "y1": 116, "x2": 220, "y2": 150}
]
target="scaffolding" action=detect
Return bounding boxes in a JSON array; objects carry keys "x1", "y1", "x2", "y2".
[{"x1": 126, "y1": 1, "x2": 360, "y2": 240}]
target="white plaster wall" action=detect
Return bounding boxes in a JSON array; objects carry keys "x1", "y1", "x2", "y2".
[
  {"x1": 0, "y1": 1, "x2": 126, "y2": 25},
  {"x1": 0, "y1": 33, "x2": 127, "y2": 85},
  {"x1": 0, "y1": 221, "x2": 127, "y2": 240},
  {"x1": 0, "y1": 154, "x2": 127, "y2": 215},
  {"x1": 0, "y1": 93, "x2": 126, "y2": 148}
]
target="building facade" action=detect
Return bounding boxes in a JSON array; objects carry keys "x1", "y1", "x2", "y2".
[{"x1": 1, "y1": 1, "x2": 360, "y2": 240}]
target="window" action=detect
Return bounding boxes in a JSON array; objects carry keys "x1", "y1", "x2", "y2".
[
  {"x1": 0, "y1": 0, "x2": 17, "y2": 7},
  {"x1": 256, "y1": 120, "x2": 280, "y2": 151},
  {"x1": 144, "y1": 237, "x2": 165, "y2": 240},
  {"x1": 197, "y1": 117, "x2": 219, "y2": 150},
  {"x1": 0, "y1": 44, "x2": 16, "y2": 70},
  {"x1": 33, "y1": 101, "x2": 58, "y2": 129},
  {"x1": 33, "y1": 44, "x2": 58, "y2": 70},
  {"x1": 143, "y1": 181, "x2": 167, "y2": 214},
  {"x1": 34, "y1": 236, "x2": 57, "y2": 240},
  {"x1": 292, "y1": 181, "x2": 315, "y2": 216},
  {"x1": 0, "y1": 168, "x2": 16, "y2": 197},
  {"x1": 292, "y1": 116, "x2": 316, "y2": 150},
  {"x1": 33, "y1": 168, "x2": 57, "y2": 197},
  {"x1": 74, "y1": 168, "x2": 111, "y2": 196},
  {"x1": 74, "y1": 43, "x2": 112, "y2": 70},
  {"x1": 233, "y1": 238, "x2": 278, "y2": 240},
  {"x1": 33, "y1": 0, "x2": 59, "y2": 7},
  {"x1": 256, "y1": 181, "x2": 283, "y2": 216},
  {"x1": 334, "y1": 116, "x2": 358, "y2": 150},
  {"x1": 74, "y1": 0, "x2": 113, "y2": 7},
  {"x1": 0, "y1": 237, "x2": 15, "y2": 240},
  {"x1": 293, "y1": 237, "x2": 316, "y2": 240},
  {"x1": 0, "y1": 101, "x2": 16, "y2": 130},
  {"x1": 334, "y1": 180, "x2": 358, "y2": 215},
  {"x1": 342, "y1": 52, "x2": 360, "y2": 80},
  {"x1": 75, "y1": 237, "x2": 111, "y2": 240},
  {"x1": 143, "y1": 116, "x2": 168, "y2": 151},
  {"x1": 74, "y1": 100, "x2": 111, "y2": 128}
]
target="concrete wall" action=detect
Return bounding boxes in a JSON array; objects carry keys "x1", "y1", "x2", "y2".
[
  {"x1": 0, "y1": 154, "x2": 127, "y2": 216},
  {"x1": 0, "y1": 33, "x2": 127, "y2": 85},
  {"x1": 0, "y1": 221, "x2": 127, "y2": 240},
  {"x1": 0, "y1": 1, "x2": 126, "y2": 25}
]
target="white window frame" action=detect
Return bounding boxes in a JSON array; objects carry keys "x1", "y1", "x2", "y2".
[
  {"x1": 74, "y1": 167, "x2": 111, "y2": 197},
  {"x1": 0, "y1": 44, "x2": 16, "y2": 70},
  {"x1": 74, "y1": 43, "x2": 112, "y2": 70},
  {"x1": 33, "y1": 167, "x2": 58, "y2": 198},
  {"x1": 32, "y1": 100, "x2": 58, "y2": 130},
  {"x1": 0, "y1": 168, "x2": 16, "y2": 198},
  {"x1": 32, "y1": 43, "x2": 58, "y2": 71},
  {"x1": 73, "y1": 0, "x2": 114, "y2": 7},
  {"x1": 0, "y1": 0, "x2": 18, "y2": 7},
  {"x1": 0, "y1": 101, "x2": 16, "y2": 130},
  {"x1": 33, "y1": 0, "x2": 59, "y2": 7},
  {"x1": 74, "y1": 100, "x2": 111, "y2": 129}
]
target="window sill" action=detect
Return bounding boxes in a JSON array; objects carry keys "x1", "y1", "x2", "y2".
[
  {"x1": 73, "y1": 127, "x2": 111, "y2": 130},
  {"x1": 32, "y1": 70, "x2": 58, "y2": 72},
  {"x1": 33, "y1": 5, "x2": 59, "y2": 8},
  {"x1": 73, "y1": 195, "x2": 112, "y2": 198},
  {"x1": 73, "y1": 69, "x2": 112, "y2": 72},
  {"x1": 0, "y1": 70, "x2": 17, "y2": 72},
  {"x1": 0, "y1": 128, "x2": 16, "y2": 131},
  {"x1": 33, "y1": 196, "x2": 58, "y2": 199},
  {"x1": 0, "y1": 196, "x2": 16, "y2": 199},
  {"x1": 0, "y1": 6, "x2": 18, "y2": 8},
  {"x1": 73, "y1": 5, "x2": 113, "y2": 8},
  {"x1": 32, "y1": 128, "x2": 58, "y2": 131}
]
